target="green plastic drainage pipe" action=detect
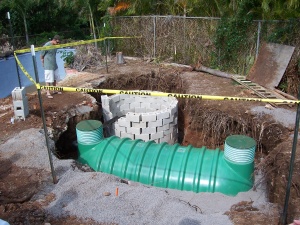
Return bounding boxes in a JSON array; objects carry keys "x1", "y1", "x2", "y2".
[{"x1": 77, "y1": 121, "x2": 256, "y2": 196}]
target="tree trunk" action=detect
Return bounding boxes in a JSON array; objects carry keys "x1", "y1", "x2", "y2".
[{"x1": 22, "y1": 13, "x2": 29, "y2": 46}]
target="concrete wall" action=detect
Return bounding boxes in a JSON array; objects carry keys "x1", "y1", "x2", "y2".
[{"x1": 101, "y1": 93, "x2": 178, "y2": 144}]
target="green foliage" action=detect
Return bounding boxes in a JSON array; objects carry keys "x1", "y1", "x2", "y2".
[
  {"x1": 60, "y1": 50, "x2": 74, "y2": 66},
  {"x1": 212, "y1": 0, "x2": 255, "y2": 71},
  {"x1": 267, "y1": 19, "x2": 299, "y2": 45},
  {"x1": 279, "y1": 81, "x2": 288, "y2": 92}
]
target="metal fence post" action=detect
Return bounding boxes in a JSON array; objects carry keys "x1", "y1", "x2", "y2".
[
  {"x1": 256, "y1": 21, "x2": 262, "y2": 59},
  {"x1": 153, "y1": 16, "x2": 156, "y2": 59}
]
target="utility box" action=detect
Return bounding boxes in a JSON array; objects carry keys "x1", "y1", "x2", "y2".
[
  {"x1": 116, "y1": 52, "x2": 125, "y2": 64},
  {"x1": 11, "y1": 87, "x2": 29, "y2": 120}
]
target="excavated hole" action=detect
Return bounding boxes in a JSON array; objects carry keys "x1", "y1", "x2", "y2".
[{"x1": 55, "y1": 71, "x2": 298, "y2": 221}]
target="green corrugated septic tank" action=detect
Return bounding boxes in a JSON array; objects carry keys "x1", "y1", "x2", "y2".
[{"x1": 76, "y1": 120, "x2": 256, "y2": 196}]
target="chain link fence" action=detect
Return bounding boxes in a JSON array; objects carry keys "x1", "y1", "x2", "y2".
[
  {"x1": 1, "y1": 16, "x2": 299, "y2": 93},
  {"x1": 110, "y1": 16, "x2": 299, "y2": 78}
]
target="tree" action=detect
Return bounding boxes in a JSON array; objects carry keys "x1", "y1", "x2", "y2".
[
  {"x1": 1, "y1": 0, "x2": 37, "y2": 46},
  {"x1": 56, "y1": 0, "x2": 101, "y2": 40}
]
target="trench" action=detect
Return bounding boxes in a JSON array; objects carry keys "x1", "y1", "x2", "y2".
[{"x1": 54, "y1": 71, "x2": 296, "y2": 217}]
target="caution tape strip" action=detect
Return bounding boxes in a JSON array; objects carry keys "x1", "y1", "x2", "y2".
[
  {"x1": 14, "y1": 36, "x2": 140, "y2": 54},
  {"x1": 13, "y1": 36, "x2": 300, "y2": 104},
  {"x1": 38, "y1": 85, "x2": 300, "y2": 104},
  {"x1": 14, "y1": 52, "x2": 37, "y2": 86}
]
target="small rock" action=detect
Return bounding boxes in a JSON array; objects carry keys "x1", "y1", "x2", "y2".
[{"x1": 103, "y1": 192, "x2": 111, "y2": 196}]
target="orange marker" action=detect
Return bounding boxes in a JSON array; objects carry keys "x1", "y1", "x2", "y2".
[{"x1": 115, "y1": 187, "x2": 119, "y2": 196}]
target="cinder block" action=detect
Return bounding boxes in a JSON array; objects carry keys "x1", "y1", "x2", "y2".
[
  {"x1": 163, "y1": 116, "x2": 174, "y2": 125},
  {"x1": 163, "y1": 128, "x2": 172, "y2": 135},
  {"x1": 160, "y1": 134, "x2": 171, "y2": 143},
  {"x1": 141, "y1": 127, "x2": 156, "y2": 134},
  {"x1": 13, "y1": 97, "x2": 29, "y2": 119},
  {"x1": 119, "y1": 94, "x2": 130, "y2": 100},
  {"x1": 151, "y1": 131, "x2": 164, "y2": 139},
  {"x1": 101, "y1": 95, "x2": 110, "y2": 106},
  {"x1": 120, "y1": 131, "x2": 134, "y2": 139},
  {"x1": 114, "y1": 128, "x2": 121, "y2": 137},
  {"x1": 127, "y1": 126, "x2": 141, "y2": 135},
  {"x1": 118, "y1": 117, "x2": 130, "y2": 127},
  {"x1": 122, "y1": 109, "x2": 135, "y2": 114},
  {"x1": 141, "y1": 113, "x2": 157, "y2": 122},
  {"x1": 120, "y1": 103, "x2": 130, "y2": 111},
  {"x1": 135, "y1": 107, "x2": 146, "y2": 113},
  {"x1": 171, "y1": 104, "x2": 178, "y2": 115},
  {"x1": 141, "y1": 102, "x2": 151, "y2": 108},
  {"x1": 109, "y1": 101, "x2": 118, "y2": 112},
  {"x1": 124, "y1": 97, "x2": 135, "y2": 104},
  {"x1": 111, "y1": 95, "x2": 120, "y2": 103},
  {"x1": 157, "y1": 124, "x2": 170, "y2": 132},
  {"x1": 117, "y1": 111, "x2": 126, "y2": 117},
  {"x1": 126, "y1": 112, "x2": 141, "y2": 122},
  {"x1": 130, "y1": 101, "x2": 141, "y2": 109},
  {"x1": 157, "y1": 110, "x2": 170, "y2": 120},
  {"x1": 11, "y1": 87, "x2": 26, "y2": 101},
  {"x1": 148, "y1": 119, "x2": 163, "y2": 127},
  {"x1": 132, "y1": 121, "x2": 147, "y2": 128},
  {"x1": 135, "y1": 133, "x2": 150, "y2": 141},
  {"x1": 114, "y1": 123, "x2": 126, "y2": 132}
]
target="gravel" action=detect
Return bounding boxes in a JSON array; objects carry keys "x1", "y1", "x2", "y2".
[
  {"x1": 0, "y1": 128, "x2": 270, "y2": 225},
  {"x1": 250, "y1": 106, "x2": 297, "y2": 129}
]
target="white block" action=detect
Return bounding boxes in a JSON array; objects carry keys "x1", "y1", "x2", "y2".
[
  {"x1": 118, "y1": 117, "x2": 130, "y2": 127},
  {"x1": 163, "y1": 116, "x2": 174, "y2": 125},
  {"x1": 111, "y1": 95, "x2": 120, "y2": 103},
  {"x1": 130, "y1": 101, "x2": 141, "y2": 109},
  {"x1": 141, "y1": 127, "x2": 156, "y2": 134},
  {"x1": 135, "y1": 133, "x2": 150, "y2": 141},
  {"x1": 124, "y1": 97, "x2": 135, "y2": 104},
  {"x1": 148, "y1": 119, "x2": 163, "y2": 127},
  {"x1": 151, "y1": 131, "x2": 164, "y2": 139},
  {"x1": 160, "y1": 134, "x2": 171, "y2": 143},
  {"x1": 134, "y1": 107, "x2": 146, "y2": 113},
  {"x1": 157, "y1": 124, "x2": 170, "y2": 132},
  {"x1": 127, "y1": 127, "x2": 141, "y2": 134},
  {"x1": 141, "y1": 102, "x2": 151, "y2": 108},
  {"x1": 163, "y1": 128, "x2": 172, "y2": 135},
  {"x1": 101, "y1": 95, "x2": 110, "y2": 106},
  {"x1": 132, "y1": 121, "x2": 147, "y2": 128},
  {"x1": 120, "y1": 103, "x2": 130, "y2": 111},
  {"x1": 119, "y1": 94, "x2": 130, "y2": 100},
  {"x1": 11, "y1": 87, "x2": 26, "y2": 101},
  {"x1": 126, "y1": 112, "x2": 141, "y2": 122},
  {"x1": 13, "y1": 97, "x2": 29, "y2": 119},
  {"x1": 141, "y1": 113, "x2": 157, "y2": 122},
  {"x1": 157, "y1": 110, "x2": 170, "y2": 120},
  {"x1": 120, "y1": 132, "x2": 134, "y2": 139}
]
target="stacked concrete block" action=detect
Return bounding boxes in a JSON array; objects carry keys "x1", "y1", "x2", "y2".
[
  {"x1": 101, "y1": 93, "x2": 178, "y2": 144},
  {"x1": 11, "y1": 87, "x2": 29, "y2": 120}
]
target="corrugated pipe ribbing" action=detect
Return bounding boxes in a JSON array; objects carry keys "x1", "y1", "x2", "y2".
[{"x1": 77, "y1": 124, "x2": 256, "y2": 196}]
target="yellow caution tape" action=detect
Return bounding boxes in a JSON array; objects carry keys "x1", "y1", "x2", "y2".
[
  {"x1": 14, "y1": 36, "x2": 140, "y2": 54},
  {"x1": 13, "y1": 52, "x2": 37, "y2": 86},
  {"x1": 38, "y1": 85, "x2": 300, "y2": 104},
  {"x1": 12, "y1": 36, "x2": 299, "y2": 104}
]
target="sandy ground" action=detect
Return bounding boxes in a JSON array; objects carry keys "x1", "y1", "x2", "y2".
[{"x1": 0, "y1": 128, "x2": 273, "y2": 225}]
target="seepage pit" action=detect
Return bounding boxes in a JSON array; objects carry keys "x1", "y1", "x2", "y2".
[{"x1": 0, "y1": 59, "x2": 299, "y2": 224}]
